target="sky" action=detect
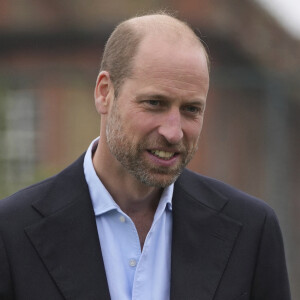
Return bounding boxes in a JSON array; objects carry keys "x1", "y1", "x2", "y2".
[{"x1": 256, "y1": 0, "x2": 300, "y2": 38}]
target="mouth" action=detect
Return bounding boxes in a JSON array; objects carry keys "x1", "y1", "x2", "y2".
[{"x1": 148, "y1": 150, "x2": 178, "y2": 160}]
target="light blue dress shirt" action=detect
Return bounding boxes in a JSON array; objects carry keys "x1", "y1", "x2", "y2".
[{"x1": 83, "y1": 138, "x2": 173, "y2": 300}]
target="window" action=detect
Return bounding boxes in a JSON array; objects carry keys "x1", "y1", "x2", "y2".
[{"x1": 0, "y1": 90, "x2": 37, "y2": 197}]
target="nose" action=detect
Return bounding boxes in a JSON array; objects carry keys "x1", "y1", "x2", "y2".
[{"x1": 158, "y1": 109, "x2": 183, "y2": 144}]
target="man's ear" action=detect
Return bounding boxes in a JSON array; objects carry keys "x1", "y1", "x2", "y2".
[{"x1": 94, "y1": 71, "x2": 114, "y2": 115}]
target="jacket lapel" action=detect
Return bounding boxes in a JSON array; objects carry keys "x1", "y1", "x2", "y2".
[
  {"x1": 25, "y1": 155, "x2": 110, "y2": 300},
  {"x1": 170, "y1": 170, "x2": 242, "y2": 300}
]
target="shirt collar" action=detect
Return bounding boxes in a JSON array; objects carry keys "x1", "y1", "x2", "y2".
[{"x1": 83, "y1": 137, "x2": 173, "y2": 217}]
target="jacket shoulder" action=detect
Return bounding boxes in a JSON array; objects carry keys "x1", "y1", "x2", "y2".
[
  {"x1": 0, "y1": 153, "x2": 86, "y2": 222},
  {"x1": 177, "y1": 168, "x2": 275, "y2": 218},
  {"x1": 0, "y1": 177, "x2": 54, "y2": 215}
]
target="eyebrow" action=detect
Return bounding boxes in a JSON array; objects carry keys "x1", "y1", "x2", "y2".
[
  {"x1": 136, "y1": 93, "x2": 205, "y2": 105},
  {"x1": 136, "y1": 93, "x2": 169, "y2": 101}
]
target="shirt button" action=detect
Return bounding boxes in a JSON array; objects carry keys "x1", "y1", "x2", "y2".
[
  {"x1": 129, "y1": 259, "x2": 137, "y2": 267},
  {"x1": 119, "y1": 215, "x2": 126, "y2": 223}
]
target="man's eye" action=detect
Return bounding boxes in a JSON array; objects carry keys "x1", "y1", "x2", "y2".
[
  {"x1": 147, "y1": 100, "x2": 161, "y2": 106},
  {"x1": 183, "y1": 106, "x2": 201, "y2": 114}
]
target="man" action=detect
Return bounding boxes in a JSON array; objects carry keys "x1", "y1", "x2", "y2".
[{"x1": 0, "y1": 13, "x2": 290, "y2": 300}]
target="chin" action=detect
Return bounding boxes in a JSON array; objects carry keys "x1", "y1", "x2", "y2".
[{"x1": 137, "y1": 171, "x2": 181, "y2": 188}]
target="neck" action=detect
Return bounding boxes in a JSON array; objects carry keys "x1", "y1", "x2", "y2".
[{"x1": 92, "y1": 139, "x2": 162, "y2": 216}]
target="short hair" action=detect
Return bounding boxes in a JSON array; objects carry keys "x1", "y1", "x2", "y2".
[
  {"x1": 100, "y1": 12, "x2": 209, "y2": 97},
  {"x1": 100, "y1": 20, "x2": 141, "y2": 97}
]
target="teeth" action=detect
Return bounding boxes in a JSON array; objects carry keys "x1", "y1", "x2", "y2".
[{"x1": 151, "y1": 150, "x2": 175, "y2": 159}]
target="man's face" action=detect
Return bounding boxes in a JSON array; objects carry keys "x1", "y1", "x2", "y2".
[{"x1": 105, "y1": 34, "x2": 210, "y2": 188}]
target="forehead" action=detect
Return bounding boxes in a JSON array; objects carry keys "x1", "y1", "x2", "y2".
[
  {"x1": 133, "y1": 33, "x2": 208, "y2": 79},
  {"x1": 127, "y1": 33, "x2": 209, "y2": 98}
]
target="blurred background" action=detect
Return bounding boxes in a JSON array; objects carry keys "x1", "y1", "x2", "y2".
[{"x1": 0, "y1": 0, "x2": 299, "y2": 298}]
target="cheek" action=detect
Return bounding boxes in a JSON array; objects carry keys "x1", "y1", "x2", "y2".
[
  {"x1": 183, "y1": 120, "x2": 203, "y2": 143},
  {"x1": 122, "y1": 116, "x2": 154, "y2": 144},
  {"x1": 127, "y1": 113, "x2": 158, "y2": 133}
]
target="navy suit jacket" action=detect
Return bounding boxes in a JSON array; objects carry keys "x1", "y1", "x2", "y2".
[{"x1": 0, "y1": 154, "x2": 291, "y2": 299}]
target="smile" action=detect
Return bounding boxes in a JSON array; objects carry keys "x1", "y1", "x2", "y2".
[{"x1": 149, "y1": 150, "x2": 176, "y2": 160}]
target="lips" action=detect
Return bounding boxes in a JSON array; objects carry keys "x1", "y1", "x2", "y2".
[{"x1": 149, "y1": 150, "x2": 177, "y2": 160}]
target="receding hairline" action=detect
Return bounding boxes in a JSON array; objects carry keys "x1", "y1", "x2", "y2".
[
  {"x1": 118, "y1": 14, "x2": 209, "y2": 72},
  {"x1": 126, "y1": 13, "x2": 191, "y2": 30},
  {"x1": 125, "y1": 14, "x2": 205, "y2": 49}
]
